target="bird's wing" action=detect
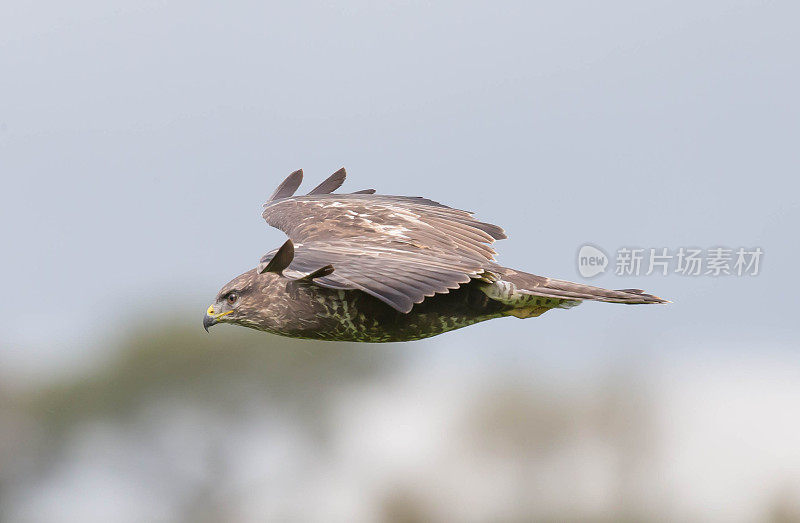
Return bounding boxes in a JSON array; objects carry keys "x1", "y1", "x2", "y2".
[{"x1": 259, "y1": 169, "x2": 507, "y2": 312}]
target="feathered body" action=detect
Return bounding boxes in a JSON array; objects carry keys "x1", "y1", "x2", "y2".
[
  {"x1": 204, "y1": 169, "x2": 667, "y2": 342},
  {"x1": 216, "y1": 269, "x2": 508, "y2": 342}
]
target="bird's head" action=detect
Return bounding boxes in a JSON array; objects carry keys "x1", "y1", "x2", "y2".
[
  {"x1": 203, "y1": 269, "x2": 263, "y2": 332},
  {"x1": 204, "y1": 239, "x2": 296, "y2": 332}
]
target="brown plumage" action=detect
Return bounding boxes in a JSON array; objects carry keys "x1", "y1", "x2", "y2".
[{"x1": 204, "y1": 168, "x2": 668, "y2": 342}]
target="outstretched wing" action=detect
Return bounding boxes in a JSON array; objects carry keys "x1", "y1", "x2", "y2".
[{"x1": 259, "y1": 169, "x2": 507, "y2": 312}]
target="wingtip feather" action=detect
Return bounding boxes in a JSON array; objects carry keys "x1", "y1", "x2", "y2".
[
  {"x1": 268, "y1": 169, "x2": 304, "y2": 202},
  {"x1": 308, "y1": 168, "x2": 347, "y2": 195}
]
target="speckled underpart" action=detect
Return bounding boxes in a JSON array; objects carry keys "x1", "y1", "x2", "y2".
[
  {"x1": 218, "y1": 269, "x2": 512, "y2": 343},
  {"x1": 210, "y1": 264, "x2": 667, "y2": 342},
  {"x1": 479, "y1": 278, "x2": 581, "y2": 318}
]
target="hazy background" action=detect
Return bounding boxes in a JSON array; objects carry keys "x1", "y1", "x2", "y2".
[{"x1": 1, "y1": 1, "x2": 798, "y2": 521}]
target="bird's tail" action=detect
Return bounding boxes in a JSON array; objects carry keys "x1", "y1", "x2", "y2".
[
  {"x1": 479, "y1": 267, "x2": 668, "y2": 318},
  {"x1": 497, "y1": 267, "x2": 669, "y2": 305}
]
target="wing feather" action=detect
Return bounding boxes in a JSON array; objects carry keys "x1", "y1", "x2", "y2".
[
  {"x1": 307, "y1": 168, "x2": 347, "y2": 195},
  {"x1": 267, "y1": 169, "x2": 304, "y2": 202},
  {"x1": 259, "y1": 171, "x2": 507, "y2": 312}
]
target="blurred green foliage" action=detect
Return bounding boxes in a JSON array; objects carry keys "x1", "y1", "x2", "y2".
[
  {"x1": 2, "y1": 316, "x2": 798, "y2": 522},
  {"x1": 22, "y1": 318, "x2": 398, "y2": 440}
]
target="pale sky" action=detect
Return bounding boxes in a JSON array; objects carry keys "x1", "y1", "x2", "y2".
[{"x1": 1, "y1": 1, "x2": 798, "y2": 380}]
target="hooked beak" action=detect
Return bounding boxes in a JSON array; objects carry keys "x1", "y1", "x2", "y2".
[{"x1": 203, "y1": 305, "x2": 232, "y2": 332}]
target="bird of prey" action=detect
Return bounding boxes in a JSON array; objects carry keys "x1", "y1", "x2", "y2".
[{"x1": 204, "y1": 169, "x2": 667, "y2": 342}]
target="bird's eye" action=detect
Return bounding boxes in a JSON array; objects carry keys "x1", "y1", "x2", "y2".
[{"x1": 227, "y1": 293, "x2": 239, "y2": 305}]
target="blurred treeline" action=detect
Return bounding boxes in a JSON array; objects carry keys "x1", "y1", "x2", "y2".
[{"x1": 1, "y1": 317, "x2": 797, "y2": 522}]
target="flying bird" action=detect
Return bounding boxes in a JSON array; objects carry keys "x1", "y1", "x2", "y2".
[{"x1": 204, "y1": 169, "x2": 667, "y2": 342}]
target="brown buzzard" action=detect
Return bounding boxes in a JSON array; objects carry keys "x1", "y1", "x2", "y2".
[{"x1": 204, "y1": 169, "x2": 667, "y2": 342}]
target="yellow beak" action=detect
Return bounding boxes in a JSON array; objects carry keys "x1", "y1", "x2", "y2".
[{"x1": 203, "y1": 305, "x2": 233, "y2": 332}]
